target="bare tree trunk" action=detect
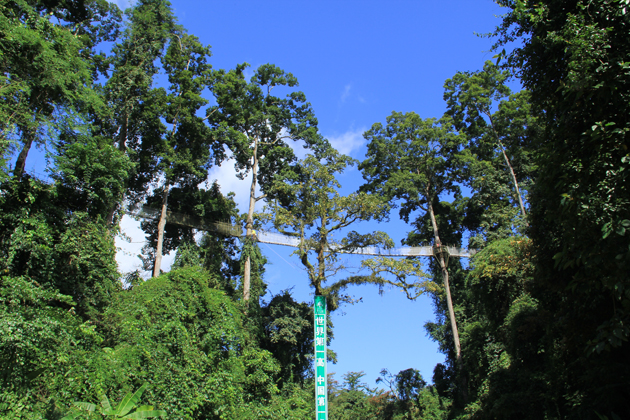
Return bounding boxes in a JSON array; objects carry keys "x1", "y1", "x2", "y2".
[
  {"x1": 13, "y1": 128, "x2": 35, "y2": 179},
  {"x1": 500, "y1": 145, "x2": 528, "y2": 221},
  {"x1": 488, "y1": 115, "x2": 528, "y2": 223},
  {"x1": 152, "y1": 183, "x2": 170, "y2": 278},
  {"x1": 427, "y1": 199, "x2": 462, "y2": 361},
  {"x1": 243, "y1": 138, "x2": 260, "y2": 303},
  {"x1": 118, "y1": 114, "x2": 128, "y2": 152},
  {"x1": 427, "y1": 197, "x2": 467, "y2": 402}
]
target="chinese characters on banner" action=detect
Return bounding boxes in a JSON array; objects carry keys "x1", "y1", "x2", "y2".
[{"x1": 314, "y1": 295, "x2": 327, "y2": 420}]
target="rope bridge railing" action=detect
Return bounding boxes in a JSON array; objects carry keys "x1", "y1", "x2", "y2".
[
  {"x1": 128, "y1": 205, "x2": 477, "y2": 258},
  {"x1": 129, "y1": 205, "x2": 244, "y2": 237},
  {"x1": 22, "y1": 173, "x2": 477, "y2": 258}
]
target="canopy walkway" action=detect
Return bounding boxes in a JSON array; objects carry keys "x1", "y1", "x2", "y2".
[
  {"x1": 20, "y1": 167, "x2": 477, "y2": 259},
  {"x1": 130, "y1": 205, "x2": 477, "y2": 259}
]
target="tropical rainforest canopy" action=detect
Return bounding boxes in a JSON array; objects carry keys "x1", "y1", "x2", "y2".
[{"x1": 1, "y1": 0, "x2": 628, "y2": 418}]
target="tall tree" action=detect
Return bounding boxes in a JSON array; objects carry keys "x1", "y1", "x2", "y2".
[
  {"x1": 96, "y1": 0, "x2": 177, "y2": 222},
  {"x1": 208, "y1": 63, "x2": 327, "y2": 303},
  {"x1": 360, "y1": 112, "x2": 468, "y2": 386},
  {"x1": 270, "y1": 150, "x2": 391, "y2": 311},
  {"x1": 444, "y1": 61, "x2": 539, "y2": 240},
  {"x1": 0, "y1": 0, "x2": 121, "y2": 178},
  {"x1": 148, "y1": 31, "x2": 221, "y2": 277}
]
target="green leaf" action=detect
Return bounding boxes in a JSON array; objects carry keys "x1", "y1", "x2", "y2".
[
  {"x1": 73, "y1": 401, "x2": 97, "y2": 412},
  {"x1": 115, "y1": 383, "x2": 147, "y2": 416},
  {"x1": 101, "y1": 394, "x2": 112, "y2": 412},
  {"x1": 123, "y1": 409, "x2": 167, "y2": 419},
  {"x1": 60, "y1": 411, "x2": 84, "y2": 420}
]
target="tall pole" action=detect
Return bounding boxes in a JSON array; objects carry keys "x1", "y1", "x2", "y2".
[{"x1": 314, "y1": 295, "x2": 328, "y2": 420}]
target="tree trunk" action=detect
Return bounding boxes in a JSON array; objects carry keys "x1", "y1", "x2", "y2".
[
  {"x1": 13, "y1": 129, "x2": 35, "y2": 179},
  {"x1": 427, "y1": 197, "x2": 467, "y2": 402},
  {"x1": 488, "y1": 115, "x2": 528, "y2": 223},
  {"x1": 118, "y1": 114, "x2": 128, "y2": 153},
  {"x1": 427, "y1": 199, "x2": 462, "y2": 362},
  {"x1": 243, "y1": 137, "x2": 260, "y2": 303},
  {"x1": 106, "y1": 202, "x2": 118, "y2": 226},
  {"x1": 501, "y1": 145, "x2": 528, "y2": 222},
  {"x1": 152, "y1": 184, "x2": 170, "y2": 278}
]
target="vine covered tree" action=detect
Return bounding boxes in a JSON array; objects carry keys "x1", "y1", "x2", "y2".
[
  {"x1": 488, "y1": 0, "x2": 630, "y2": 417},
  {"x1": 147, "y1": 31, "x2": 223, "y2": 277},
  {"x1": 208, "y1": 63, "x2": 328, "y2": 303},
  {"x1": 270, "y1": 149, "x2": 391, "y2": 311}
]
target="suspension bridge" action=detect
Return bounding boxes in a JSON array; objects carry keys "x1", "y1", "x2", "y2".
[
  {"x1": 129, "y1": 205, "x2": 477, "y2": 259},
  {"x1": 19, "y1": 169, "x2": 477, "y2": 259}
]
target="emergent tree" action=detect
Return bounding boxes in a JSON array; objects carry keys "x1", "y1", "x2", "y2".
[{"x1": 208, "y1": 63, "x2": 327, "y2": 303}]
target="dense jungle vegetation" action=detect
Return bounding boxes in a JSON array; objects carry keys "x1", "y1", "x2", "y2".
[{"x1": 1, "y1": 0, "x2": 628, "y2": 418}]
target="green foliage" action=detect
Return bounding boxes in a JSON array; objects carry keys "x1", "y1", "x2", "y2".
[
  {"x1": 234, "y1": 383, "x2": 314, "y2": 419},
  {"x1": 270, "y1": 149, "x2": 392, "y2": 310},
  {"x1": 444, "y1": 62, "x2": 539, "y2": 246},
  {"x1": 327, "y1": 369, "x2": 448, "y2": 420},
  {"x1": 0, "y1": 276, "x2": 76, "y2": 390},
  {"x1": 467, "y1": 237, "x2": 534, "y2": 329},
  {"x1": 0, "y1": 178, "x2": 121, "y2": 320},
  {"x1": 0, "y1": 273, "x2": 110, "y2": 419},
  {"x1": 63, "y1": 383, "x2": 166, "y2": 419},
  {"x1": 486, "y1": 0, "x2": 630, "y2": 417},
  {"x1": 260, "y1": 291, "x2": 313, "y2": 386},
  {"x1": 53, "y1": 133, "x2": 132, "y2": 221},
  {"x1": 98, "y1": 267, "x2": 248, "y2": 418},
  {"x1": 329, "y1": 371, "x2": 379, "y2": 419}
]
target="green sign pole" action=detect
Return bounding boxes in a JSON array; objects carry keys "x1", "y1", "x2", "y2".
[{"x1": 314, "y1": 295, "x2": 327, "y2": 420}]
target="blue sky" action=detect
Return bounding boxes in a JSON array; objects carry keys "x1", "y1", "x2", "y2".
[{"x1": 31, "y1": 0, "x2": 510, "y2": 389}]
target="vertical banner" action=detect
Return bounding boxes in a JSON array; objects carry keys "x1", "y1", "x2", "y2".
[{"x1": 314, "y1": 295, "x2": 327, "y2": 420}]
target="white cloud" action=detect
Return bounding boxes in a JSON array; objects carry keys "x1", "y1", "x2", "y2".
[
  {"x1": 116, "y1": 214, "x2": 173, "y2": 278},
  {"x1": 114, "y1": 128, "x2": 365, "y2": 278},
  {"x1": 340, "y1": 84, "x2": 352, "y2": 103},
  {"x1": 108, "y1": 0, "x2": 135, "y2": 11},
  {"x1": 287, "y1": 135, "x2": 310, "y2": 161},
  {"x1": 327, "y1": 127, "x2": 367, "y2": 157},
  {"x1": 208, "y1": 158, "x2": 262, "y2": 215}
]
